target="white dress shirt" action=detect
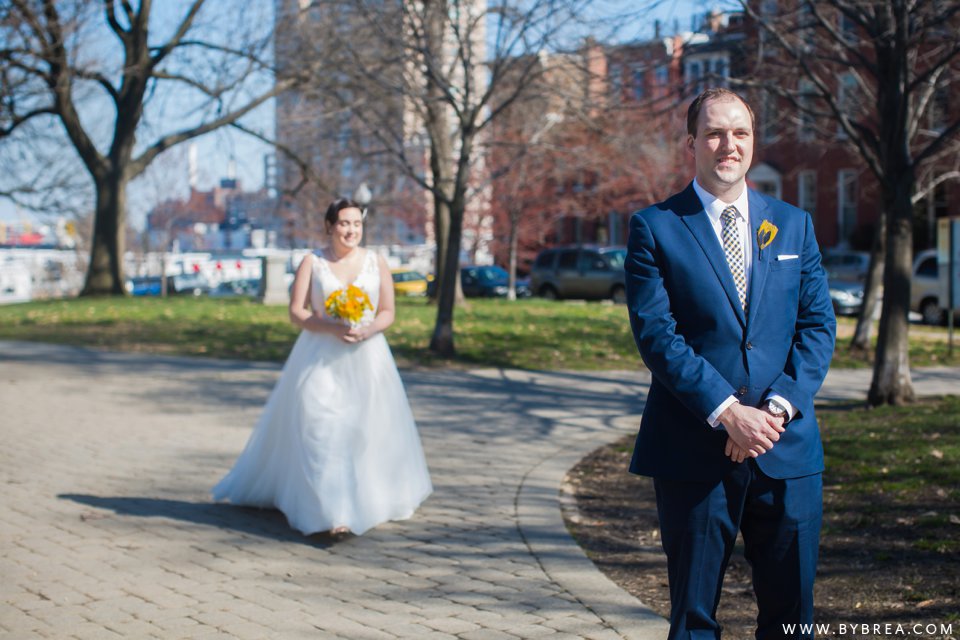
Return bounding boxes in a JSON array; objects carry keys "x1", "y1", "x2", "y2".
[{"x1": 690, "y1": 179, "x2": 796, "y2": 428}]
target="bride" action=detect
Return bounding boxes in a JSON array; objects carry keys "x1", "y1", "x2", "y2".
[{"x1": 213, "y1": 197, "x2": 433, "y2": 536}]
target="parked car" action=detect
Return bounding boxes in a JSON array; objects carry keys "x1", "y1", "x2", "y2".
[
  {"x1": 459, "y1": 265, "x2": 531, "y2": 298},
  {"x1": 391, "y1": 269, "x2": 430, "y2": 297},
  {"x1": 127, "y1": 276, "x2": 162, "y2": 296},
  {"x1": 828, "y1": 279, "x2": 864, "y2": 316},
  {"x1": 530, "y1": 246, "x2": 627, "y2": 303},
  {"x1": 426, "y1": 265, "x2": 531, "y2": 298},
  {"x1": 127, "y1": 274, "x2": 210, "y2": 297},
  {"x1": 910, "y1": 249, "x2": 959, "y2": 325},
  {"x1": 822, "y1": 249, "x2": 960, "y2": 323},
  {"x1": 821, "y1": 249, "x2": 871, "y2": 282}
]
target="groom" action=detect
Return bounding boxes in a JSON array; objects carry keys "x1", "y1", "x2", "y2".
[{"x1": 624, "y1": 88, "x2": 836, "y2": 639}]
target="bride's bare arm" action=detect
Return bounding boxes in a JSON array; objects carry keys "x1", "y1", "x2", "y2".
[{"x1": 288, "y1": 255, "x2": 347, "y2": 336}]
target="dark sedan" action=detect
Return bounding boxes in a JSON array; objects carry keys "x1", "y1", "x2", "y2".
[
  {"x1": 428, "y1": 265, "x2": 531, "y2": 298},
  {"x1": 460, "y1": 265, "x2": 531, "y2": 298}
]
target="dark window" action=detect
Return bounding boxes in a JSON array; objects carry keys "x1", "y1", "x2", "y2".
[
  {"x1": 476, "y1": 266, "x2": 506, "y2": 282},
  {"x1": 579, "y1": 251, "x2": 606, "y2": 271},
  {"x1": 917, "y1": 258, "x2": 937, "y2": 278},
  {"x1": 558, "y1": 250, "x2": 578, "y2": 269},
  {"x1": 534, "y1": 251, "x2": 555, "y2": 268}
]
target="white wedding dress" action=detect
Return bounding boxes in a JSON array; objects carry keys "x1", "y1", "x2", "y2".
[{"x1": 212, "y1": 250, "x2": 432, "y2": 535}]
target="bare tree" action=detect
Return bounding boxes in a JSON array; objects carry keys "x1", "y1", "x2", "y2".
[
  {"x1": 740, "y1": 0, "x2": 960, "y2": 405},
  {"x1": 287, "y1": 0, "x2": 638, "y2": 356},
  {"x1": 0, "y1": 0, "x2": 296, "y2": 295}
]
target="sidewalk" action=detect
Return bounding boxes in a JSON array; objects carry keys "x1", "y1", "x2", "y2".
[{"x1": 1, "y1": 340, "x2": 957, "y2": 640}]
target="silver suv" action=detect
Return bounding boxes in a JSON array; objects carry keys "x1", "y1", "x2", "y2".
[
  {"x1": 530, "y1": 246, "x2": 627, "y2": 303},
  {"x1": 910, "y1": 249, "x2": 960, "y2": 325}
]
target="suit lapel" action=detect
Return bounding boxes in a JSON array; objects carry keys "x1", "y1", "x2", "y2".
[
  {"x1": 677, "y1": 186, "x2": 746, "y2": 328},
  {"x1": 746, "y1": 190, "x2": 771, "y2": 328}
]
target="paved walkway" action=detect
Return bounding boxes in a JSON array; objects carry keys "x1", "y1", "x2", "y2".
[{"x1": 1, "y1": 340, "x2": 957, "y2": 640}]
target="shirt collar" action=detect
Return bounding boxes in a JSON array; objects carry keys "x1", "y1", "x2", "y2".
[{"x1": 692, "y1": 179, "x2": 750, "y2": 225}]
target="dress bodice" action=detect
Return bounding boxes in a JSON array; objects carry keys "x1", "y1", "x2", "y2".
[{"x1": 310, "y1": 249, "x2": 380, "y2": 326}]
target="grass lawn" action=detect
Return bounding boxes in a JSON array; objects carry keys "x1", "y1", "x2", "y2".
[{"x1": 0, "y1": 296, "x2": 957, "y2": 371}]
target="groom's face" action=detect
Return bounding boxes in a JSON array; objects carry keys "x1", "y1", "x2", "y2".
[{"x1": 687, "y1": 97, "x2": 754, "y2": 199}]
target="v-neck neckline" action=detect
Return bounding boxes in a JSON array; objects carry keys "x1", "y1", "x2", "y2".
[{"x1": 322, "y1": 250, "x2": 367, "y2": 288}]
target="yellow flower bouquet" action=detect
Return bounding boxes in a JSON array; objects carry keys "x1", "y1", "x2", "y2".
[{"x1": 324, "y1": 284, "x2": 373, "y2": 327}]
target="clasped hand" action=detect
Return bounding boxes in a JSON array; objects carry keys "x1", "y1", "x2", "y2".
[
  {"x1": 720, "y1": 402, "x2": 785, "y2": 463},
  {"x1": 342, "y1": 325, "x2": 371, "y2": 344}
]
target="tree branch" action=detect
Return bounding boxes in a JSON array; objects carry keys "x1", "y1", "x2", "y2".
[
  {"x1": 148, "y1": 0, "x2": 208, "y2": 68},
  {"x1": 130, "y1": 78, "x2": 295, "y2": 177},
  {"x1": 0, "y1": 105, "x2": 57, "y2": 137}
]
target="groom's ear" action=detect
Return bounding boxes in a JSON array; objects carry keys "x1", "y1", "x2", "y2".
[{"x1": 686, "y1": 134, "x2": 696, "y2": 156}]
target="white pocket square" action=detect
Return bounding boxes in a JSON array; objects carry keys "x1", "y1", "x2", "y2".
[{"x1": 777, "y1": 254, "x2": 799, "y2": 261}]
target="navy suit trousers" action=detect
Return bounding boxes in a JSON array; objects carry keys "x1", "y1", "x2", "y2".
[{"x1": 654, "y1": 462, "x2": 822, "y2": 640}]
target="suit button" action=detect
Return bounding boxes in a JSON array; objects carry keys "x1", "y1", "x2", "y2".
[
  {"x1": 737, "y1": 386, "x2": 748, "y2": 396},
  {"x1": 746, "y1": 342, "x2": 753, "y2": 350}
]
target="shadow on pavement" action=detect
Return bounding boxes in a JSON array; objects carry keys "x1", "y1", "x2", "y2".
[{"x1": 58, "y1": 493, "x2": 343, "y2": 548}]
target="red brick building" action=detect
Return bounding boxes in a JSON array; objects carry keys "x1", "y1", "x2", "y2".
[{"x1": 491, "y1": 7, "x2": 959, "y2": 261}]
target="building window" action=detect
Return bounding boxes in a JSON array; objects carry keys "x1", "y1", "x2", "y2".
[
  {"x1": 837, "y1": 169, "x2": 858, "y2": 246},
  {"x1": 839, "y1": 9, "x2": 858, "y2": 44},
  {"x1": 632, "y1": 66, "x2": 645, "y2": 100},
  {"x1": 749, "y1": 164, "x2": 782, "y2": 200},
  {"x1": 713, "y1": 57, "x2": 728, "y2": 86},
  {"x1": 655, "y1": 65, "x2": 668, "y2": 86},
  {"x1": 607, "y1": 211, "x2": 622, "y2": 246},
  {"x1": 799, "y1": 3, "x2": 817, "y2": 51},
  {"x1": 758, "y1": 0, "x2": 779, "y2": 57},
  {"x1": 836, "y1": 72, "x2": 858, "y2": 139},
  {"x1": 610, "y1": 63, "x2": 623, "y2": 99},
  {"x1": 928, "y1": 86, "x2": 949, "y2": 133},
  {"x1": 798, "y1": 171, "x2": 817, "y2": 218}
]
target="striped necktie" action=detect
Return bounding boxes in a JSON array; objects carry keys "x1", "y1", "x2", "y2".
[{"x1": 721, "y1": 205, "x2": 747, "y2": 311}]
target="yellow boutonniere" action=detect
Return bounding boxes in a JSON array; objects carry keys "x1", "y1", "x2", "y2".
[{"x1": 757, "y1": 220, "x2": 778, "y2": 255}]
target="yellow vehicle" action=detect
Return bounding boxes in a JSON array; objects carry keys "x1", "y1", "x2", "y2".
[{"x1": 391, "y1": 269, "x2": 430, "y2": 297}]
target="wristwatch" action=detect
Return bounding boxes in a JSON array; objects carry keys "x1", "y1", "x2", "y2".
[{"x1": 766, "y1": 399, "x2": 788, "y2": 420}]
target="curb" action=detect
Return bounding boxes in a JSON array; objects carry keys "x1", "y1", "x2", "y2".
[{"x1": 516, "y1": 436, "x2": 670, "y2": 640}]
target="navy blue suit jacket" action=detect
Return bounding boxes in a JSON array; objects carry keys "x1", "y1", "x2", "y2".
[{"x1": 626, "y1": 184, "x2": 836, "y2": 482}]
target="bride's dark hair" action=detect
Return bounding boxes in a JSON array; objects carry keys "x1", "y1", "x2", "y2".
[{"x1": 324, "y1": 198, "x2": 366, "y2": 228}]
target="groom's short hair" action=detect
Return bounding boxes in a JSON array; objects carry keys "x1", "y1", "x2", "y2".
[{"x1": 686, "y1": 88, "x2": 755, "y2": 137}]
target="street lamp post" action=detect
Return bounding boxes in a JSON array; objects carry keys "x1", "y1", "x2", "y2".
[{"x1": 354, "y1": 182, "x2": 372, "y2": 245}]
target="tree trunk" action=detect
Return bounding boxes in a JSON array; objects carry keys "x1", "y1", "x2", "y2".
[
  {"x1": 868, "y1": 191, "x2": 915, "y2": 405},
  {"x1": 507, "y1": 209, "x2": 519, "y2": 301},
  {"x1": 81, "y1": 174, "x2": 128, "y2": 296},
  {"x1": 430, "y1": 188, "x2": 465, "y2": 357},
  {"x1": 850, "y1": 215, "x2": 885, "y2": 351},
  {"x1": 430, "y1": 193, "x2": 450, "y2": 302}
]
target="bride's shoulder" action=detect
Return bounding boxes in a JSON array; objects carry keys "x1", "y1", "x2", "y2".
[{"x1": 296, "y1": 251, "x2": 322, "y2": 271}]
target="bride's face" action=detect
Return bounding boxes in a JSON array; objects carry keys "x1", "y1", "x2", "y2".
[{"x1": 328, "y1": 207, "x2": 364, "y2": 249}]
